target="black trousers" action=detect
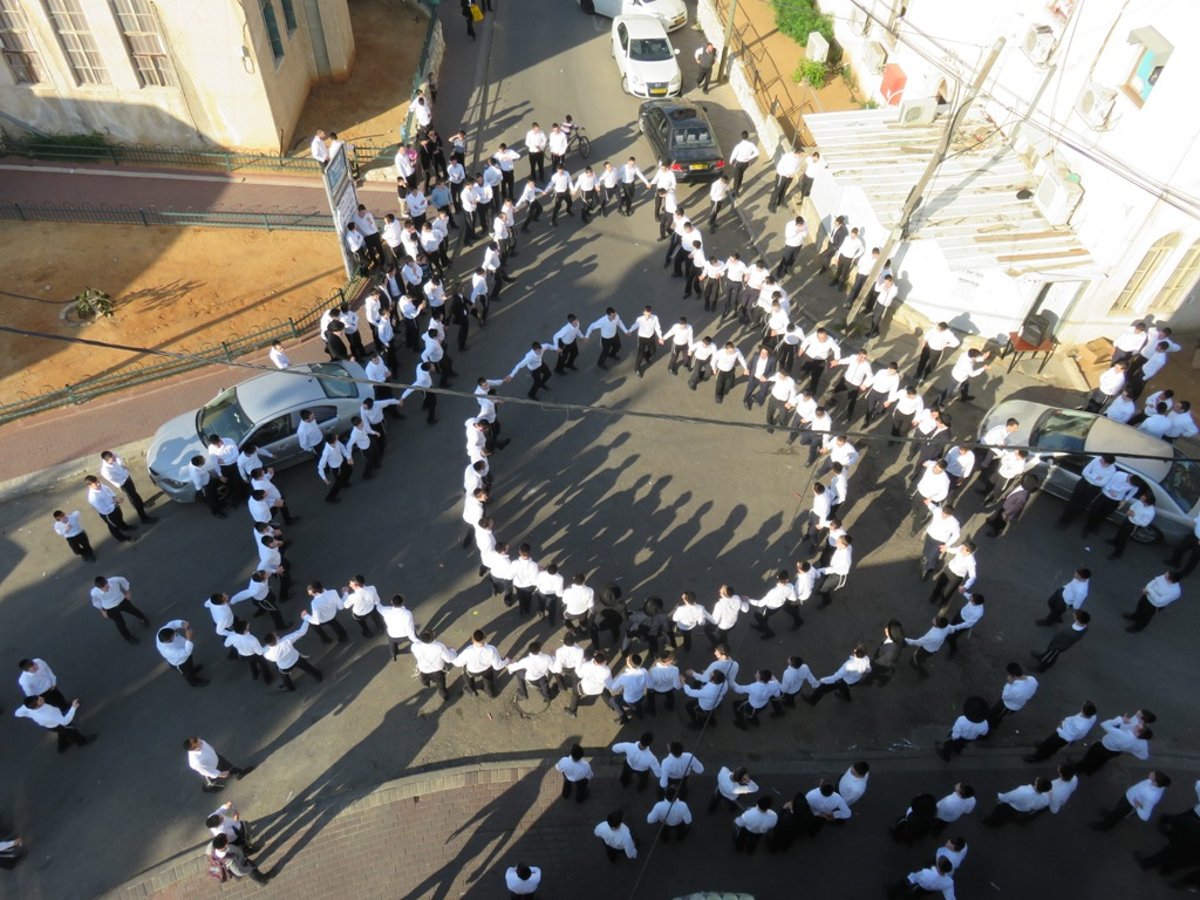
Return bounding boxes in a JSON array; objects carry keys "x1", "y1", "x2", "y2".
[
  {"x1": 636, "y1": 337, "x2": 657, "y2": 375},
  {"x1": 65, "y1": 531, "x2": 96, "y2": 560},
  {"x1": 52, "y1": 724, "x2": 90, "y2": 752},
  {"x1": 1027, "y1": 733, "x2": 1067, "y2": 762},
  {"x1": 1167, "y1": 532, "x2": 1200, "y2": 577},
  {"x1": 352, "y1": 607, "x2": 385, "y2": 637},
  {"x1": 554, "y1": 341, "x2": 579, "y2": 373},
  {"x1": 325, "y1": 463, "x2": 352, "y2": 502},
  {"x1": 526, "y1": 364, "x2": 551, "y2": 399},
  {"x1": 561, "y1": 775, "x2": 590, "y2": 802},
  {"x1": 177, "y1": 656, "x2": 205, "y2": 687},
  {"x1": 516, "y1": 674, "x2": 551, "y2": 701},
  {"x1": 310, "y1": 617, "x2": 349, "y2": 644},
  {"x1": 619, "y1": 182, "x2": 636, "y2": 215},
  {"x1": 529, "y1": 151, "x2": 545, "y2": 182},
  {"x1": 1092, "y1": 796, "x2": 1135, "y2": 830},
  {"x1": 241, "y1": 653, "x2": 273, "y2": 684},
  {"x1": 620, "y1": 762, "x2": 652, "y2": 791},
  {"x1": 277, "y1": 657, "x2": 324, "y2": 690},
  {"x1": 463, "y1": 669, "x2": 498, "y2": 697},
  {"x1": 419, "y1": 669, "x2": 449, "y2": 699},
  {"x1": 597, "y1": 335, "x2": 621, "y2": 366},
  {"x1": 103, "y1": 597, "x2": 150, "y2": 641},
  {"x1": 714, "y1": 369, "x2": 737, "y2": 403},
  {"x1": 1125, "y1": 594, "x2": 1159, "y2": 631},
  {"x1": 768, "y1": 175, "x2": 793, "y2": 211},
  {"x1": 1082, "y1": 495, "x2": 1119, "y2": 536},
  {"x1": 1077, "y1": 741, "x2": 1119, "y2": 775},
  {"x1": 551, "y1": 191, "x2": 573, "y2": 222},
  {"x1": 114, "y1": 476, "x2": 151, "y2": 521},
  {"x1": 100, "y1": 508, "x2": 134, "y2": 541}
]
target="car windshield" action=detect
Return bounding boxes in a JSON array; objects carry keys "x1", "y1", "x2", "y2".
[
  {"x1": 1029, "y1": 408, "x2": 1091, "y2": 453},
  {"x1": 671, "y1": 126, "x2": 714, "y2": 149},
  {"x1": 630, "y1": 38, "x2": 672, "y2": 61},
  {"x1": 196, "y1": 388, "x2": 254, "y2": 444},
  {"x1": 311, "y1": 362, "x2": 359, "y2": 400},
  {"x1": 1161, "y1": 455, "x2": 1200, "y2": 511}
]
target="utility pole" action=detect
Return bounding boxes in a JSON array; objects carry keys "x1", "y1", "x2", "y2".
[
  {"x1": 846, "y1": 37, "x2": 1006, "y2": 329},
  {"x1": 717, "y1": 0, "x2": 739, "y2": 83}
]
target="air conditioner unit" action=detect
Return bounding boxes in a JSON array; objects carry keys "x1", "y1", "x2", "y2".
[
  {"x1": 1033, "y1": 168, "x2": 1084, "y2": 226},
  {"x1": 865, "y1": 41, "x2": 888, "y2": 75},
  {"x1": 898, "y1": 97, "x2": 938, "y2": 126},
  {"x1": 1076, "y1": 82, "x2": 1117, "y2": 129},
  {"x1": 806, "y1": 31, "x2": 830, "y2": 64},
  {"x1": 1022, "y1": 24, "x2": 1055, "y2": 65}
]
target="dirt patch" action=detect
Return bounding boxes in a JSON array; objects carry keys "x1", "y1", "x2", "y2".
[
  {"x1": 0, "y1": 222, "x2": 346, "y2": 397},
  {"x1": 290, "y1": 0, "x2": 429, "y2": 153}
]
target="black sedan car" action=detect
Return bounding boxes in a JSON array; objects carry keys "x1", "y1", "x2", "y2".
[{"x1": 638, "y1": 99, "x2": 726, "y2": 181}]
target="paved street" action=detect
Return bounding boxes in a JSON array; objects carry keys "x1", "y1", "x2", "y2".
[{"x1": 0, "y1": 1, "x2": 1196, "y2": 898}]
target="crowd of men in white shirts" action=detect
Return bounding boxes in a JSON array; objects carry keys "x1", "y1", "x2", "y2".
[{"x1": 18, "y1": 106, "x2": 1198, "y2": 894}]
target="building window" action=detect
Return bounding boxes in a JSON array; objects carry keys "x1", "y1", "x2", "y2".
[
  {"x1": 1149, "y1": 238, "x2": 1200, "y2": 314},
  {"x1": 279, "y1": 0, "x2": 297, "y2": 36},
  {"x1": 1125, "y1": 27, "x2": 1172, "y2": 106},
  {"x1": 0, "y1": 2, "x2": 42, "y2": 84},
  {"x1": 1110, "y1": 233, "x2": 1179, "y2": 313},
  {"x1": 43, "y1": 0, "x2": 110, "y2": 85},
  {"x1": 110, "y1": 0, "x2": 175, "y2": 87},
  {"x1": 260, "y1": 0, "x2": 284, "y2": 63}
]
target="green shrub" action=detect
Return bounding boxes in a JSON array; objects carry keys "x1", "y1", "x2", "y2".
[
  {"x1": 9, "y1": 131, "x2": 110, "y2": 162},
  {"x1": 771, "y1": 0, "x2": 834, "y2": 44},
  {"x1": 793, "y1": 58, "x2": 829, "y2": 88},
  {"x1": 74, "y1": 288, "x2": 115, "y2": 319}
]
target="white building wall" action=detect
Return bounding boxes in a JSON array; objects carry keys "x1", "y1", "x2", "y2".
[{"x1": 820, "y1": 0, "x2": 1200, "y2": 342}]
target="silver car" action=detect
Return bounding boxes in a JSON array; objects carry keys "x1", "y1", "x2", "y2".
[
  {"x1": 147, "y1": 361, "x2": 373, "y2": 503},
  {"x1": 979, "y1": 399, "x2": 1200, "y2": 544}
]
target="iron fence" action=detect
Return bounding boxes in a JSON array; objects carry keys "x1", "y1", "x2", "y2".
[
  {"x1": 0, "y1": 200, "x2": 333, "y2": 232},
  {"x1": 0, "y1": 136, "x2": 392, "y2": 175},
  {"x1": 0, "y1": 281, "x2": 363, "y2": 426},
  {"x1": 713, "y1": 0, "x2": 817, "y2": 149},
  {"x1": 399, "y1": 5, "x2": 442, "y2": 147}
]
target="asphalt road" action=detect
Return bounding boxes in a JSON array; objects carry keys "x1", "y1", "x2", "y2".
[{"x1": 0, "y1": 2, "x2": 1196, "y2": 898}]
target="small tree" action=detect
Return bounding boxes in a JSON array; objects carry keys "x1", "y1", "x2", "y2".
[{"x1": 74, "y1": 288, "x2": 115, "y2": 319}]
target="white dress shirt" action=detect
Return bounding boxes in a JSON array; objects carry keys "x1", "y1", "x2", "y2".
[
  {"x1": 838, "y1": 768, "x2": 869, "y2": 806},
  {"x1": 935, "y1": 791, "x2": 976, "y2": 822},
  {"x1": 997, "y1": 784, "x2": 1051, "y2": 813},
  {"x1": 555, "y1": 755, "x2": 594, "y2": 782},
  {"x1": 156, "y1": 619, "x2": 193, "y2": 666},
  {"x1": 1001, "y1": 675, "x2": 1039, "y2": 711},
  {"x1": 805, "y1": 787, "x2": 852, "y2": 820},
  {"x1": 647, "y1": 798, "x2": 692, "y2": 827},
  {"x1": 1126, "y1": 778, "x2": 1166, "y2": 821},
  {"x1": 18, "y1": 660, "x2": 57, "y2": 697},
  {"x1": 412, "y1": 638, "x2": 457, "y2": 673},
  {"x1": 735, "y1": 806, "x2": 779, "y2": 833},
  {"x1": 593, "y1": 821, "x2": 636, "y2": 858},
  {"x1": 611, "y1": 742, "x2": 661, "y2": 775},
  {"x1": 1048, "y1": 775, "x2": 1078, "y2": 813},
  {"x1": 187, "y1": 740, "x2": 223, "y2": 779},
  {"x1": 263, "y1": 621, "x2": 310, "y2": 669}
]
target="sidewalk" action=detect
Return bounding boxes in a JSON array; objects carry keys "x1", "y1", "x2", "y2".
[
  {"x1": 111, "y1": 754, "x2": 1193, "y2": 899},
  {"x1": 0, "y1": 161, "x2": 398, "y2": 217}
]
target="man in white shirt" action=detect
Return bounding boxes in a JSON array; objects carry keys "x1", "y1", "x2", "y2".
[
  {"x1": 89, "y1": 574, "x2": 150, "y2": 644},
  {"x1": 316, "y1": 434, "x2": 354, "y2": 503},
  {"x1": 98, "y1": 450, "x2": 155, "y2": 524},
  {"x1": 890, "y1": 857, "x2": 956, "y2": 898},
  {"x1": 506, "y1": 640, "x2": 554, "y2": 702},
  {"x1": 631, "y1": 306, "x2": 664, "y2": 377},
  {"x1": 1123, "y1": 569, "x2": 1182, "y2": 632},
  {"x1": 734, "y1": 796, "x2": 778, "y2": 853},
  {"x1": 411, "y1": 629, "x2": 457, "y2": 701},
  {"x1": 18, "y1": 658, "x2": 69, "y2": 714},
  {"x1": 585, "y1": 307, "x2": 629, "y2": 369},
  {"x1": 830, "y1": 226, "x2": 865, "y2": 290},
  {"x1": 767, "y1": 148, "x2": 802, "y2": 212},
  {"x1": 594, "y1": 810, "x2": 637, "y2": 861},
  {"x1": 504, "y1": 864, "x2": 541, "y2": 897},
  {"x1": 14, "y1": 695, "x2": 92, "y2": 752},
  {"x1": 1091, "y1": 771, "x2": 1171, "y2": 830},
  {"x1": 157, "y1": 619, "x2": 207, "y2": 686},
  {"x1": 866, "y1": 273, "x2": 899, "y2": 338},
  {"x1": 804, "y1": 644, "x2": 870, "y2": 705},
  {"x1": 929, "y1": 542, "x2": 977, "y2": 606},
  {"x1": 455, "y1": 629, "x2": 508, "y2": 698},
  {"x1": 525, "y1": 123, "x2": 548, "y2": 181},
  {"x1": 838, "y1": 762, "x2": 870, "y2": 807},
  {"x1": 184, "y1": 736, "x2": 252, "y2": 792},
  {"x1": 612, "y1": 732, "x2": 661, "y2": 792},
  {"x1": 85, "y1": 475, "x2": 137, "y2": 542},
  {"x1": 310, "y1": 129, "x2": 329, "y2": 166},
  {"x1": 1085, "y1": 361, "x2": 1128, "y2": 412},
  {"x1": 263, "y1": 616, "x2": 324, "y2": 690},
  {"x1": 935, "y1": 711, "x2": 990, "y2": 761},
  {"x1": 985, "y1": 659, "x2": 1040, "y2": 728},
  {"x1": 1025, "y1": 700, "x2": 1097, "y2": 762},
  {"x1": 52, "y1": 508, "x2": 96, "y2": 562},
  {"x1": 555, "y1": 743, "x2": 593, "y2": 801},
  {"x1": 914, "y1": 321, "x2": 961, "y2": 382},
  {"x1": 905, "y1": 616, "x2": 952, "y2": 677}
]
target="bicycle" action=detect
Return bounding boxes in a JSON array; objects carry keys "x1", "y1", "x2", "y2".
[{"x1": 566, "y1": 125, "x2": 591, "y2": 161}]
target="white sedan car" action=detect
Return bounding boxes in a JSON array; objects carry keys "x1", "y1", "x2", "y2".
[
  {"x1": 582, "y1": 0, "x2": 688, "y2": 31},
  {"x1": 612, "y1": 15, "x2": 682, "y2": 99}
]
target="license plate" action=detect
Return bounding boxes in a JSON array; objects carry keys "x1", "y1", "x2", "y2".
[
  {"x1": 649, "y1": 87, "x2": 667, "y2": 96},
  {"x1": 689, "y1": 163, "x2": 708, "y2": 170}
]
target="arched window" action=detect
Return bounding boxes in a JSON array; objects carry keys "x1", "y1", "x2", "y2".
[
  {"x1": 1109, "y1": 233, "x2": 1179, "y2": 313},
  {"x1": 1149, "y1": 237, "x2": 1200, "y2": 313}
]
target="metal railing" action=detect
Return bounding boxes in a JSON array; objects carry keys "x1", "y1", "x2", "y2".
[
  {"x1": 0, "y1": 200, "x2": 334, "y2": 231},
  {"x1": 713, "y1": 0, "x2": 817, "y2": 149},
  {"x1": 0, "y1": 135, "x2": 392, "y2": 175},
  {"x1": 0, "y1": 280, "x2": 362, "y2": 427}
]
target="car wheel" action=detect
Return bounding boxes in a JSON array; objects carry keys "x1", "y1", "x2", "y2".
[
  {"x1": 580, "y1": 0, "x2": 595, "y2": 11},
  {"x1": 1131, "y1": 524, "x2": 1163, "y2": 545}
]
